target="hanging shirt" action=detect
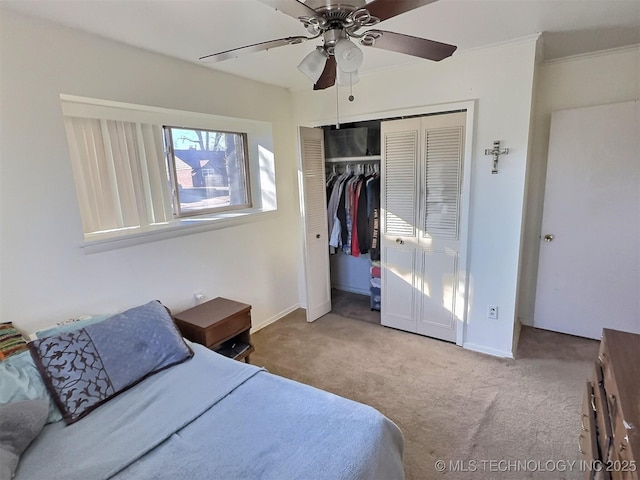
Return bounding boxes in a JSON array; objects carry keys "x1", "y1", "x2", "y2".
[
  {"x1": 357, "y1": 175, "x2": 370, "y2": 254},
  {"x1": 367, "y1": 176, "x2": 381, "y2": 261}
]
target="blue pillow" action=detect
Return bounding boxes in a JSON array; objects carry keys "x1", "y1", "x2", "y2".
[
  {"x1": 29, "y1": 300, "x2": 193, "y2": 424},
  {"x1": 0, "y1": 351, "x2": 62, "y2": 424}
]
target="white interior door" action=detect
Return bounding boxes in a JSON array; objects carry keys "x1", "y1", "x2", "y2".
[
  {"x1": 381, "y1": 112, "x2": 466, "y2": 343},
  {"x1": 534, "y1": 101, "x2": 640, "y2": 339},
  {"x1": 299, "y1": 127, "x2": 331, "y2": 322},
  {"x1": 416, "y1": 113, "x2": 465, "y2": 342},
  {"x1": 381, "y1": 119, "x2": 420, "y2": 332}
]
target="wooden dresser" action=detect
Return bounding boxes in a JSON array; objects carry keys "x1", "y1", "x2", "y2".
[{"x1": 581, "y1": 328, "x2": 639, "y2": 480}]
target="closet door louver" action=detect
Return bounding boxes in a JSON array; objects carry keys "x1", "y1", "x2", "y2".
[
  {"x1": 383, "y1": 130, "x2": 418, "y2": 238},
  {"x1": 302, "y1": 136, "x2": 327, "y2": 240},
  {"x1": 299, "y1": 127, "x2": 331, "y2": 322},
  {"x1": 423, "y1": 126, "x2": 463, "y2": 240}
]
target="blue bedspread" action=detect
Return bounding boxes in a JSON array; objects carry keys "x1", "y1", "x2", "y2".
[{"x1": 16, "y1": 344, "x2": 404, "y2": 480}]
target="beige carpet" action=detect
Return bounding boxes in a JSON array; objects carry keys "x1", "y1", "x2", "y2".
[
  {"x1": 331, "y1": 289, "x2": 381, "y2": 325},
  {"x1": 251, "y1": 309, "x2": 599, "y2": 480}
]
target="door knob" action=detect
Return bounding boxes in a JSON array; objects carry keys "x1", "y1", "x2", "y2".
[
  {"x1": 543, "y1": 234, "x2": 554, "y2": 242},
  {"x1": 316, "y1": 234, "x2": 321, "y2": 239},
  {"x1": 396, "y1": 238, "x2": 404, "y2": 245}
]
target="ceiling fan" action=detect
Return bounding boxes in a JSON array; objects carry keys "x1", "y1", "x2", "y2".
[{"x1": 200, "y1": 0, "x2": 457, "y2": 90}]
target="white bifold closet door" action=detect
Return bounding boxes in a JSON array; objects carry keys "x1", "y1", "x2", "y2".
[
  {"x1": 381, "y1": 112, "x2": 466, "y2": 342},
  {"x1": 298, "y1": 127, "x2": 331, "y2": 322}
]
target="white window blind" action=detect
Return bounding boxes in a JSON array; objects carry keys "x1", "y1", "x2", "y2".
[
  {"x1": 424, "y1": 126, "x2": 462, "y2": 239},
  {"x1": 64, "y1": 117, "x2": 171, "y2": 235}
]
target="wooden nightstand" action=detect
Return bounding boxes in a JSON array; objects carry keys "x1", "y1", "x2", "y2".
[{"x1": 173, "y1": 297, "x2": 254, "y2": 363}]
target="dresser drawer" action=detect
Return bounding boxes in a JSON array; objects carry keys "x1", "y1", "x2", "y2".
[
  {"x1": 599, "y1": 339, "x2": 620, "y2": 424},
  {"x1": 611, "y1": 414, "x2": 639, "y2": 480},
  {"x1": 581, "y1": 381, "x2": 600, "y2": 480},
  {"x1": 593, "y1": 362, "x2": 614, "y2": 459}
]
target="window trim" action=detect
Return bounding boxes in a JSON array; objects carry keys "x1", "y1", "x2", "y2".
[
  {"x1": 80, "y1": 209, "x2": 278, "y2": 254},
  {"x1": 60, "y1": 94, "x2": 277, "y2": 252}
]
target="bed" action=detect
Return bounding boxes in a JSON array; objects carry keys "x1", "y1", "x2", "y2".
[{"x1": 1, "y1": 301, "x2": 404, "y2": 480}]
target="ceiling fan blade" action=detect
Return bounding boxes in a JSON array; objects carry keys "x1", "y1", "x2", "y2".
[
  {"x1": 256, "y1": 0, "x2": 318, "y2": 20},
  {"x1": 363, "y1": 30, "x2": 456, "y2": 61},
  {"x1": 365, "y1": 0, "x2": 439, "y2": 22},
  {"x1": 200, "y1": 36, "x2": 310, "y2": 62},
  {"x1": 313, "y1": 56, "x2": 336, "y2": 90}
]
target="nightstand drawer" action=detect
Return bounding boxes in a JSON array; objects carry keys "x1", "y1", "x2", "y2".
[
  {"x1": 176, "y1": 312, "x2": 250, "y2": 347},
  {"x1": 202, "y1": 312, "x2": 250, "y2": 348}
]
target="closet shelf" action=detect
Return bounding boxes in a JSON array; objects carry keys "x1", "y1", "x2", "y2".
[{"x1": 325, "y1": 156, "x2": 381, "y2": 163}]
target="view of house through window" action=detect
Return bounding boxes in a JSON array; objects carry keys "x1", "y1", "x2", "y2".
[{"x1": 164, "y1": 127, "x2": 251, "y2": 217}]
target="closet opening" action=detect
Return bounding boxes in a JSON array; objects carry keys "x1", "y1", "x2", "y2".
[{"x1": 322, "y1": 120, "x2": 381, "y2": 325}]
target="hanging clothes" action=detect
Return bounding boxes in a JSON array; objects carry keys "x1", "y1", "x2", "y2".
[
  {"x1": 325, "y1": 163, "x2": 380, "y2": 259},
  {"x1": 327, "y1": 171, "x2": 350, "y2": 250}
]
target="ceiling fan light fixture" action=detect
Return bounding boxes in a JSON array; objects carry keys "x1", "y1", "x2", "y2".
[
  {"x1": 200, "y1": 0, "x2": 458, "y2": 91},
  {"x1": 297, "y1": 47, "x2": 328, "y2": 83},
  {"x1": 337, "y1": 68, "x2": 360, "y2": 86},
  {"x1": 333, "y1": 38, "x2": 363, "y2": 73}
]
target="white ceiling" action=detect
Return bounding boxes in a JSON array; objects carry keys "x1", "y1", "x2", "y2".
[{"x1": 3, "y1": 0, "x2": 640, "y2": 91}]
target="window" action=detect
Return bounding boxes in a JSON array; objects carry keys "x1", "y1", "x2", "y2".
[
  {"x1": 60, "y1": 95, "x2": 276, "y2": 246},
  {"x1": 164, "y1": 127, "x2": 251, "y2": 217}
]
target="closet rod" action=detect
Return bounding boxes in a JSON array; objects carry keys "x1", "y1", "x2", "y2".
[{"x1": 325, "y1": 155, "x2": 381, "y2": 163}]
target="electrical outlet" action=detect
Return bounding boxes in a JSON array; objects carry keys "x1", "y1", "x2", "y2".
[
  {"x1": 487, "y1": 305, "x2": 498, "y2": 319},
  {"x1": 194, "y1": 291, "x2": 205, "y2": 305}
]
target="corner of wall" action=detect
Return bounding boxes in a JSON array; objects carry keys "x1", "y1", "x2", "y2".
[{"x1": 515, "y1": 32, "x2": 546, "y2": 330}]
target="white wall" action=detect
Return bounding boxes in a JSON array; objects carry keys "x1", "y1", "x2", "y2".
[
  {"x1": 292, "y1": 37, "x2": 539, "y2": 357},
  {"x1": 518, "y1": 45, "x2": 640, "y2": 327},
  {"x1": 0, "y1": 10, "x2": 302, "y2": 333},
  {"x1": 330, "y1": 254, "x2": 372, "y2": 295}
]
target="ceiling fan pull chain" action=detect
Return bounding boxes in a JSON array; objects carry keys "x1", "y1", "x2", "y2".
[
  {"x1": 335, "y1": 83, "x2": 340, "y2": 129},
  {"x1": 348, "y1": 73, "x2": 355, "y2": 102}
]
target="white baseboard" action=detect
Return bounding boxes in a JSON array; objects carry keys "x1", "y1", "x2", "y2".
[
  {"x1": 251, "y1": 303, "x2": 301, "y2": 333},
  {"x1": 463, "y1": 342, "x2": 514, "y2": 359},
  {"x1": 332, "y1": 285, "x2": 370, "y2": 296}
]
